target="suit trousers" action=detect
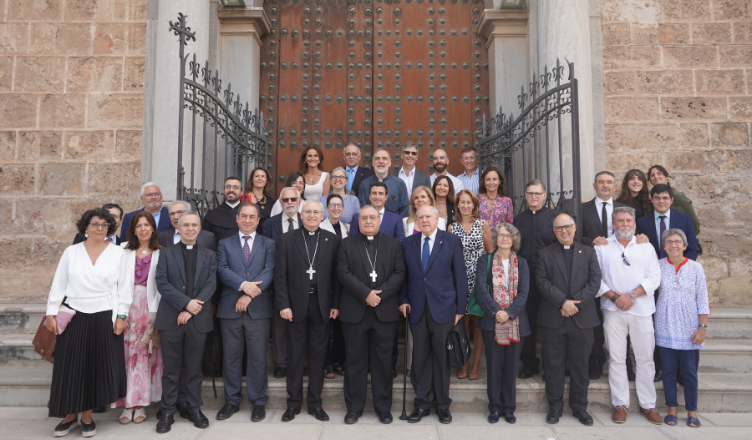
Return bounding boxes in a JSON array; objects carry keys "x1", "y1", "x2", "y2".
[
  {"x1": 520, "y1": 272, "x2": 541, "y2": 369},
  {"x1": 343, "y1": 307, "x2": 396, "y2": 414},
  {"x1": 272, "y1": 314, "x2": 288, "y2": 368},
  {"x1": 160, "y1": 322, "x2": 207, "y2": 413},
  {"x1": 409, "y1": 299, "x2": 454, "y2": 410},
  {"x1": 482, "y1": 330, "x2": 524, "y2": 414},
  {"x1": 540, "y1": 318, "x2": 593, "y2": 414},
  {"x1": 220, "y1": 314, "x2": 271, "y2": 406},
  {"x1": 589, "y1": 307, "x2": 607, "y2": 366},
  {"x1": 659, "y1": 347, "x2": 699, "y2": 411},
  {"x1": 603, "y1": 310, "x2": 657, "y2": 409},
  {"x1": 285, "y1": 292, "x2": 329, "y2": 409}
]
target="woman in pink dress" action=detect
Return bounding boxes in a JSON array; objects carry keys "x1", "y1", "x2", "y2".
[
  {"x1": 479, "y1": 166, "x2": 514, "y2": 231},
  {"x1": 113, "y1": 211, "x2": 164, "y2": 424}
]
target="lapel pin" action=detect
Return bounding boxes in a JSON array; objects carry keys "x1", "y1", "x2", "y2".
[
  {"x1": 579, "y1": 250, "x2": 582, "y2": 253},
  {"x1": 325, "y1": 238, "x2": 328, "y2": 241}
]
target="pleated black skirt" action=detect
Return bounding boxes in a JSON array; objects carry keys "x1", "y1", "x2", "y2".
[{"x1": 48, "y1": 310, "x2": 126, "y2": 418}]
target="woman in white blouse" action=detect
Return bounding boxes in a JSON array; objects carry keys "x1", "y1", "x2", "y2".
[{"x1": 46, "y1": 208, "x2": 132, "y2": 438}]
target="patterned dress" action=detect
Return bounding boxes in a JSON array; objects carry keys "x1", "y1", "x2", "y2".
[
  {"x1": 113, "y1": 254, "x2": 163, "y2": 408},
  {"x1": 451, "y1": 219, "x2": 485, "y2": 312},
  {"x1": 479, "y1": 194, "x2": 514, "y2": 232},
  {"x1": 655, "y1": 258, "x2": 710, "y2": 351}
]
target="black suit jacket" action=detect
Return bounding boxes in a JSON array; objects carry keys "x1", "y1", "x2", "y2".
[
  {"x1": 580, "y1": 198, "x2": 627, "y2": 246},
  {"x1": 120, "y1": 207, "x2": 173, "y2": 242},
  {"x1": 72, "y1": 233, "x2": 122, "y2": 246},
  {"x1": 260, "y1": 212, "x2": 304, "y2": 245},
  {"x1": 535, "y1": 241, "x2": 602, "y2": 330},
  {"x1": 349, "y1": 166, "x2": 374, "y2": 198},
  {"x1": 154, "y1": 244, "x2": 217, "y2": 333},
  {"x1": 157, "y1": 229, "x2": 217, "y2": 252},
  {"x1": 273, "y1": 228, "x2": 342, "y2": 323},
  {"x1": 337, "y1": 233, "x2": 405, "y2": 324}
]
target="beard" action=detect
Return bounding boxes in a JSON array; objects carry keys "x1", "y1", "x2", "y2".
[
  {"x1": 614, "y1": 227, "x2": 635, "y2": 241},
  {"x1": 433, "y1": 162, "x2": 446, "y2": 173}
]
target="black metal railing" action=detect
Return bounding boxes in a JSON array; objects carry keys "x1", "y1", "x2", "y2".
[
  {"x1": 170, "y1": 13, "x2": 268, "y2": 220},
  {"x1": 477, "y1": 58, "x2": 582, "y2": 240}
]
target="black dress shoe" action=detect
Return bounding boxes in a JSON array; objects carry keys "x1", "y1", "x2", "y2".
[
  {"x1": 156, "y1": 413, "x2": 174, "y2": 434},
  {"x1": 274, "y1": 367, "x2": 287, "y2": 378},
  {"x1": 187, "y1": 409, "x2": 209, "y2": 429},
  {"x1": 504, "y1": 413, "x2": 516, "y2": 424},
  {"x1": 546, "y1": 410, "x2": 561, "y2": 424},
  {"x1": 54, "y1": 416, "x2": 78, "y2": 437},
  {"x1": 281, "y1": 407, "x2": 300, "y2": 422},
  {"x1": 589, "y1": 363, "x2": 603, "y2": 380},
  {"x1": 303, "y1": 366, "x2": 309, "y2": 376},
  {"x1": 541, "y1": 372, "x2": 546, "y2": 381},
  {"x1": 92, "y1": 407, "x2": 106, "y2": 414},
  {"x1": 654, "y1": 368, "x2": 663, "y2": 383},
  {"x1": 344, "y1": 412, "x2": 361, "y2": 424},
  {"x1": 565, "y1": 369, "x2": 571, "y2": 377},
  {"x1": 377, "y1": 412, "x2": 393, "y2": 424},
  {"x1": 573, "y1": 410, "x2": 594, "y2": 426},
  {"x1": 308, "y1": 407, "x2": 330, "y2": 421},
  {"x1": 392, "y1": 368, "x2": 398, "y2": 379},
  {"x1": 407, "y1": 408, "x2": 430, "y2": 423},
  {"x1": 251, "y1": 405, "x2": 266, "y2": 422},
  {"x1": 216, "y1": 403, "x2": 239, "y2": 420},
  {"x1": 156, "y1": 409, "x2": 162, "y2": 419},
  {"x1": 176, "y1": 402, "x2": 190, "y2": 419},
  {"x1": 81, "y1": 420, "x2": 96, "y2": 438},
  {"x1": 437, "y1": 408, "x2": 452, "y2": 424},
  {"x1": 517, "y1": 366, "x2": 538, "y2": 379},
  {"x1": 487, "y1": 412, "x2": 500, "y2": 423}
]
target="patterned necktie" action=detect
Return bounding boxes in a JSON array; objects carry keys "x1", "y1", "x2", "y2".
[
  {"x1": 601, "y1": 201, "x2": 608, "y2": 237},
  {"x1": 243, "y1": 236, "x2": 251, "y2": 264},
  {"x1": 347, "y1": 168, "x2": 354, "y2": 191},
  {"x1": 422, "y1": 236, "x2": 431, "y2": 272},
  {"x1": 659, "y1": 216, "x2": 667, "y2": 259}
]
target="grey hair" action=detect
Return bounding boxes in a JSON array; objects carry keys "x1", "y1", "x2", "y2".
[
  {"x1": 343, "y1": 143, "x2": 361, "y2": 155},
  {"x1": 416, "y1": 205, "x2": 439, "y2": 218},
  {"x1": 303, "y1": 199, "x2": 325, "y2": 213},
  {"x1": 594, "y1": 170, "x2": 616, "y2": 183},
  {"x1": 140, "y1": 181, "x2": 160, "y2": 196},
  {"x1": 170, "y1": 200, "x2": 189, "y2": 211},
  {"x1": 493, "y1": 222, "x2": 522, "y2": 253},
  {"x1": 661, "y1": 228, "x2": 688, "y2": 247},
  {"x1": 359, "y1": 204, "x2": 380, "y2": 216},
  {"x1": 178, "y1": 211, "x2": 200, "y2": 225},
  {"x1": 279, "y1": 187, "x2": 301, "y2": 199},
  {"x1": 402, "y1": 141, "x2": 418, "y2": 153},
  {"x1": 612, "y1": 206, "x2": 636, "y2": 222},
  {"x1": 329, "y1": 166, "x2": 349, "y2": 194}
]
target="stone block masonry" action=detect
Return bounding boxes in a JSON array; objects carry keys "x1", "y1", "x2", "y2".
[
  {"x1": 600, "y1": 0, "x2": 752, "y2": 306},
  {"x1": 0, "y1": 0, "x2": 148, "y2": 303}
]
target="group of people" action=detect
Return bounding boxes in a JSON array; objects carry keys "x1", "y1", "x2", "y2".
[{"x1": 44, "y1": 142, "x2": 709, "y2": 437}]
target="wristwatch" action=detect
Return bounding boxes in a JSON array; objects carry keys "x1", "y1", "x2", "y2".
[
  {"x1": 610, "y1": 293, "x2": 620, "y2": 302},
  {"x1": 117, "y1": 314, "x2": 127, "y2": 320},
  {"x1": 629, "y1": 291, "x2": 637, "y2": 299}
]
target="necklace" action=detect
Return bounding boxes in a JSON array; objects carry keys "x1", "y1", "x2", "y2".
[
  {"x1": 302, "y1": 230, "x2": 320, "y2": 281},
  {"x1": 363, "y1": 240, "x2": 378, "y2": 283},
  {"x1": 138, "y1": 247, "x2": 149, "y2": 255},
  {"x1": 253, "y1": 191, "x2": 266, "y2": 207}
]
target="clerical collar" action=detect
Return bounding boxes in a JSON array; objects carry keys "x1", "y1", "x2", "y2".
[
  {"x1": 367, "y1": 235, "x2": 374, "y2": 240},
  {"x1": 304, "y1": 227, "x2": 319, "y2": 235},
  {"x1": 563, "y1": 245, "x2": 570, "y2": 249},
  {"x1": 226, "y1": 200, "x2": 240, "y2": 208},
  {"x1": 180, "y1": 241, "x2": 195, "y2": 250}
]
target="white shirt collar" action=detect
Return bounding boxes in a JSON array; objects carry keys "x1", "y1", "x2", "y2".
[
  {"x1": 597, "y1": 197, "x2": 613, "y2": 206},
  {"x1": 239, "y1": 230, "x2": 257, "y2": 241},
  {"x1": 378, "y1": 208, "x2": 385, "y2": 217},
  {"x1": 226, "y1": 200, "x2": 240, "y2": 209},
  {"x1": 400, "y1": 167, "x2": 414, "y2": 177},
  {"x1": 422, "y1": 227, "x2": 439, "y2": 242}
]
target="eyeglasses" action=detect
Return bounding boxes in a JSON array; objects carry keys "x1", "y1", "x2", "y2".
[
  {"x1": 328, "y1": 203, "x2": 344, "y2": 208},
  {"x1": 665, "y1": 240, "x2": 684, "y2": 246},
  {"x1": 497, "y1": 234, "x2": 513, "y2": 240},
  {"x1": 331, "y1": 175, "x2": 347, "y2": 180},
  {"x1": 224, "y1": 185, "x2": 241, "y2": 190},
  {"x1": 525, "y1": 192, "x2": 545, "y2": 197},
  {"x1": 143, "y1": 192, "x2": 161, "y2": 198},
  {"x1": 170, "y1": 210, "x2": 187, "y2": 217},
  {"x1": 302, "y1": 210, "x2": 322, "y2": 215},
  {"x1": 403, "y1": 151, "x2": 418, "y2": 156},
  {"x1": 622, "y1": 252, "x2": 631, "y2": 267},
  {"x1": 344, "y1": 152, "x2": 360, "y2": 157},
  {"x1": 89, "y1": 222, "x2": 110, "y2": 229},
  {"x1": 281, "y1": 197, "x2": 298, "y2": 203},
  {"x1": 554, "y1": 224, "x2": 575, "y2": 232},
  {"x1": 361, "y1": 215, "x2": 379, "y2": 221}
]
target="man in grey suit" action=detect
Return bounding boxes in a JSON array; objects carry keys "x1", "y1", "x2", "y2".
[
  {"x1": 158, "y1": 201, "x2": 217, "y2": 251},
  {"x1": 536, "y1": 213, "x2": 602, "y2": 426},
  {"x1": 215, "y1": 202, "x2": 276, "y2": 423},
  {"x1": 392, "y1": 142, "x2": 431, "y2": 195},
  {"x1": 155, "y1": 212, "x2": 217, "y2": 434}
]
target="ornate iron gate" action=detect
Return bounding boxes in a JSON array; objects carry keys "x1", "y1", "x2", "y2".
[
  {"x1": 171, "y1": 13, "x2": 269, "y2": 220},
  {"x1": 477, "y1": 59, "x2": 582, "y2": 239}
]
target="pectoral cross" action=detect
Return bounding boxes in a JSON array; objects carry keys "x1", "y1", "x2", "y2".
[
  {"x1": 370, "y1": 269, "x2": 378, "y2": 283},
  {"x1": 307, "y1": 266, "x2": 316, "y2": 280}
]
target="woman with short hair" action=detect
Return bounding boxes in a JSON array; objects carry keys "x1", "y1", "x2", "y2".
[{"x1": 320, "y1": 167, "x2": 360, "y2": 224}]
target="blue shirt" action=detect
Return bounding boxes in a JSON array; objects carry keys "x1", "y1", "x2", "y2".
[
  {"x1": 654, "y1": 209, "x2": 671, "y2": 236},
  {"x1": 346, "y1": 165, "x2": 359, "y2": 192},
  {"x1": 152, "y1": 209, "x2": 162, "y2": 227},
  {"x1": 458, "y1": 168, "x2": 480, "y2": 194},
  {"x1": 357, "y1": 174, "x2": 410, "y2": 217}
]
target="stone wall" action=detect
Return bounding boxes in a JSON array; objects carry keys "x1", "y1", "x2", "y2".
[
  {"x1": 600, "y1": 0, "x2": 752, "y2": 306},
  {"x1": 0, "y1": 0, "x2": 147, "y2": 302}
]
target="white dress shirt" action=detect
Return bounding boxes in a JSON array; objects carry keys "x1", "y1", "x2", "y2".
[
  {"x1": 172, "y1": 229, "x2": 181, "y2": 244},
  {"x1": 430, "y1": 173, "x2": 464, "y2": 193},
  {"x1": 595, "y1": 235, "x2": 661, "y2": 317},
  {"x1": 282, "y1": 212, "x2": 299, "y2": 233},
  {"x1": 596, "y1": 197, "x2": 615, "y2": 237},
  {"x1": 420, "y1": 227, "x2": 439, "y2": 260},
  {"x1": 398, "y1": 166, "x2": 416, "y2": 192}
]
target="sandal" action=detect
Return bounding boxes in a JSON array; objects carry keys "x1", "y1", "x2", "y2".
[
  {"x1": 687, "y1": 416, "x2": 701, "y2": 428},
  {"x1": 332, "y1": 363, "x2": 346, "y2": 376},
  {"x1": 663, "y1": 415, "x2": 677, "y2": 426},
  {"x1": 133, "y1": 407, "x2": 147, "y2": 424},
  {"x1": 324, "y1": 366, "x2": 335, "y2": 380},
  {"x1": 119, "y1": 408, "x2": 134, "y2": 425}
]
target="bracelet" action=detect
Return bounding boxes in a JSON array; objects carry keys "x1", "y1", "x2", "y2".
[
  {"x1": 117, "y1": 314, "x2": 127, "y2": 320},
  {"x1": 698, "y1": 323, "x2": 707, "y2": 328}
]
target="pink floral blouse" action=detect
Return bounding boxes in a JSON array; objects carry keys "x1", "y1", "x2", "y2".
[{"x1": 479, "y1": 194, "x2": 514, "y2": 232}]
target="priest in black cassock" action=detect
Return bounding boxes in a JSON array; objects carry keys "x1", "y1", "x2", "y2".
[
  {"x1": 337, "y1": 205, "x2": 405, "y2": 425},
  {"x1": 274, "y1": 199, "x2": 342, "y2": 423},
  {"x1": 202, "y1": 177, "x2": 243, "y2": 249}
]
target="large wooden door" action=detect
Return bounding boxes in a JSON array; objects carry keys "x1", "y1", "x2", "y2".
[{"x1": 260, "y1": 0, "x2": 489, "y2": 195}]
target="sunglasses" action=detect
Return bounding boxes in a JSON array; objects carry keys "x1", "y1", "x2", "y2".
[
  {"x1": 403, "y1": 151, "x2": 418, "y2": 156},
  {"x1": 281, "y1": 197, "x2": 298, "y2": 203}
]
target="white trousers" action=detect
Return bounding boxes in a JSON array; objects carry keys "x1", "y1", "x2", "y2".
[{"x1": 603, "y1": 310, "x2": 657, "y2": 409}]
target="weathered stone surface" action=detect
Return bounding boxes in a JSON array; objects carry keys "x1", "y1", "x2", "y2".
[
  {"x1": 114, "y1": 2, "x2": 148, "y2": 22},
  {"x1": 719, "y1": 45, "x2": 752, "y2": 67},
  {"x1": 661, "y1": 97, "x2": 728, "y2": 121},
  {"x1": 695, "y1": 69, "x2": 745, "y2": 95},
  {"x1": 114, "y1": 130, "x2": 142, "y2": 160},
  {"x1": 659, "y1": 0, "x2": 711, "y2": 21},
  {"x1": 0, "y1": 22, "x2": 29, "y2": 54},
  {"x1": 123, "y1": 57, "x2": 145, "y2": 91},
  {"x1": 697, "y1": 256, "x2": 729, "y2": 280},
  {"x1": 602, "y1": 46, "x2": 660, "y2": 70},
  {"x1": 603, "y1": 98, "x2": 660, "y2": 122},
  {"x1": 717, "y1": 277, "x2": 752, "y2": 307},
  {"x1": 93, "y1": 23, "x2": 126, "y2": 55},
  {"x1": 0, "y1": 164, "x2": 35, "y2": 195},
  {"x1": 657, "y1": 23, "x2": 690, "y2": 44},
  {"x1": 703, "y1": 149, "x2": 752, "y2": 174},
  {"x1": 17, "y1": 131, "x2": 62, "y2": 161},
  {"x1": 692, "y1": 23, "x2": 732, "y2": 45},
  {"x1": 0, "y1": 57, "x2": 13, "y2": 91},
  {"x1": 710, "y1": 122, "x2": 750, "y2": 148},
  {"x1": 0, "y1": 94, "x2": 38, "y2": 129},
  {"x1": 729, "y1": 257, "x2": 752, "y2": 277},
  {"x1": 87, "y1": 162, "x2": 140, "y2": 197},
  {"x1": 601, "y1": 0, "x2": 659, "y2": 23},
  {"x1": 603, "y1": 71, "x2": 634, "y2": 96},
  {"x1": 6, "y1": 0, "x2": 63, "y2": 21},
  {"x1": 127, "y1": 23, "x2": 147, "y2": 55},
  {"x1": 87, "y1": 94, "x2": 143, "y2": 129},
  {"x1": 64, "y1": 130, "x2": 114, "y2": 160},
  {"x1": 630, "y1": 24, "x2": 658, "y2": 45},
  {"x1": 14, "y1": 56, "x2": 66, "y2": 92},
  {"x1": 714, "y1": 0, "x2": 752, "y2": 21},
  {"x1": 38, "y1": 162, "x2": 86, "y2": 196},
  {"x1": 67, "y1": 57, "x2": 123, "y2": 92},
  {"x1": 64, "y1": 0, "x2": 115, "y2": 21},
  {"x1": 0, "y1": 131, "x2": 16, "y2": 161},
  {"x1": 635, "y1": 70, "x2": 693, "y2": 95},
  {"x1": 678, "y1": 124, "x2": 711, "y2": 148},
  {"x1": 604, "y1": 124, "x2": 679, "y2": 151},
  {"x1": 0, "y1": 200, "x2": 17, "y2": 235},
  {"x1": 0, "y1": 237, "x2": 68, "y2": 271},
  {"x1": 662, "y1": 46, "x2": 718, "y2": 68},
  {"x1": 729, "y1": 97, "x2": 752, "y2": 118},
  {"x1": 605, "y1": 150, "x2": 664, "y2": 173},
  {"x1": 39, "y1": 94, "x2": 86, "y2": 128},
  {"x1": 29, "y1": 23, "x2": 91, "y2": 55},
  {"x1": 733, "y1": 22, "x2": 752, "y2": 43},
  {"x1": 602, "y1": 23, "x2": 631, "y2": 46}
]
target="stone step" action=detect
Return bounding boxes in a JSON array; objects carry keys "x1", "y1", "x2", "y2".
[
  {"x1": 701, "y1": 339, "x2": 752, "y2": 373},
  {"x1": 1, "y1": 360, "x2": 749, "y2": 413},
  {"x1": 707, "y1": 308, "x2": 752, "y2": 339},
  {"x1": 0, "y1": 304, "x2": 46, "y2": 333}
]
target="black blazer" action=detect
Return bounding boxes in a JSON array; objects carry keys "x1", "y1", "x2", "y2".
[
  {"x1": 580, "y1": 198, "x2": 627, "y2": 246},
  {"x1": 350, "y1": 166, "x2": 374, "y2": 198},
  {"x1": 154, "y1": 244, "x2": 217, "y2": 333},
  {"x1": 157, "y1": 229, "x2": 217, "y2": 252},
  {"x1": 337, "y1": 233, "x2": 405, "y2": 324},
  {"x1": 120, "y1": 207, "x2": 173, "y2": 242},
  {"x1": 260, "y1": 212, "x2": 304, "y2": 245},
  {"x1": 72, "y1": 233, "x2": 122, "y2": 246},
  {"x1": 273, "y1": 228, "x2": 342, "y2": 323},
  {"x1": 535, "y1": 241, "x2": 602, "y2": 330}
]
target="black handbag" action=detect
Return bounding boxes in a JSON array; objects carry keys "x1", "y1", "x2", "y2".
[{"x1": 447, "y1": 317, "x2": 471, "y2": 367}]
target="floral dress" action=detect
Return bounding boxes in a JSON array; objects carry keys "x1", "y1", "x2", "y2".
[
  {"x1": 479, "y1": 194, "x2": 514, "y2": 232},
  {"x1": 451, "y1": 219, "x2": 485, "y2": 312}
]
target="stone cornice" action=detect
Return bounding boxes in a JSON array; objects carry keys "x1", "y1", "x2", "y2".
[
  {"x1": 476, "y1": 8, "x2": 529, "y2": 49},
  {"x1": 218, "y1": 7, "x2": 271, "y2": 46}
]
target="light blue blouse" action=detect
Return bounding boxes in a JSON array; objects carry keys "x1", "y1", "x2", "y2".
[{"x1": 655, "y1": 258, "x2": 710, "y2": 350}]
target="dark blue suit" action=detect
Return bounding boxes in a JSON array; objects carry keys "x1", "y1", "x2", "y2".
[
  {"x1": 216, "y1": 233, "x2": 276, "y2": 407},
  {"x1": 348, "y1": 209, "x2": 405, "y2": 243},
  {"x1": 259, "y1": 212, "x2": 303, "y2": 245},
  {"x1": 636, "y1": 210, "x2": 698, "y2": 260},
  {"x1": 399, "y1": 229, "x2": 468, "y2": 411},
  {"x1": 119, "y1": 206, "x2": 172, "y2": 242}
]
